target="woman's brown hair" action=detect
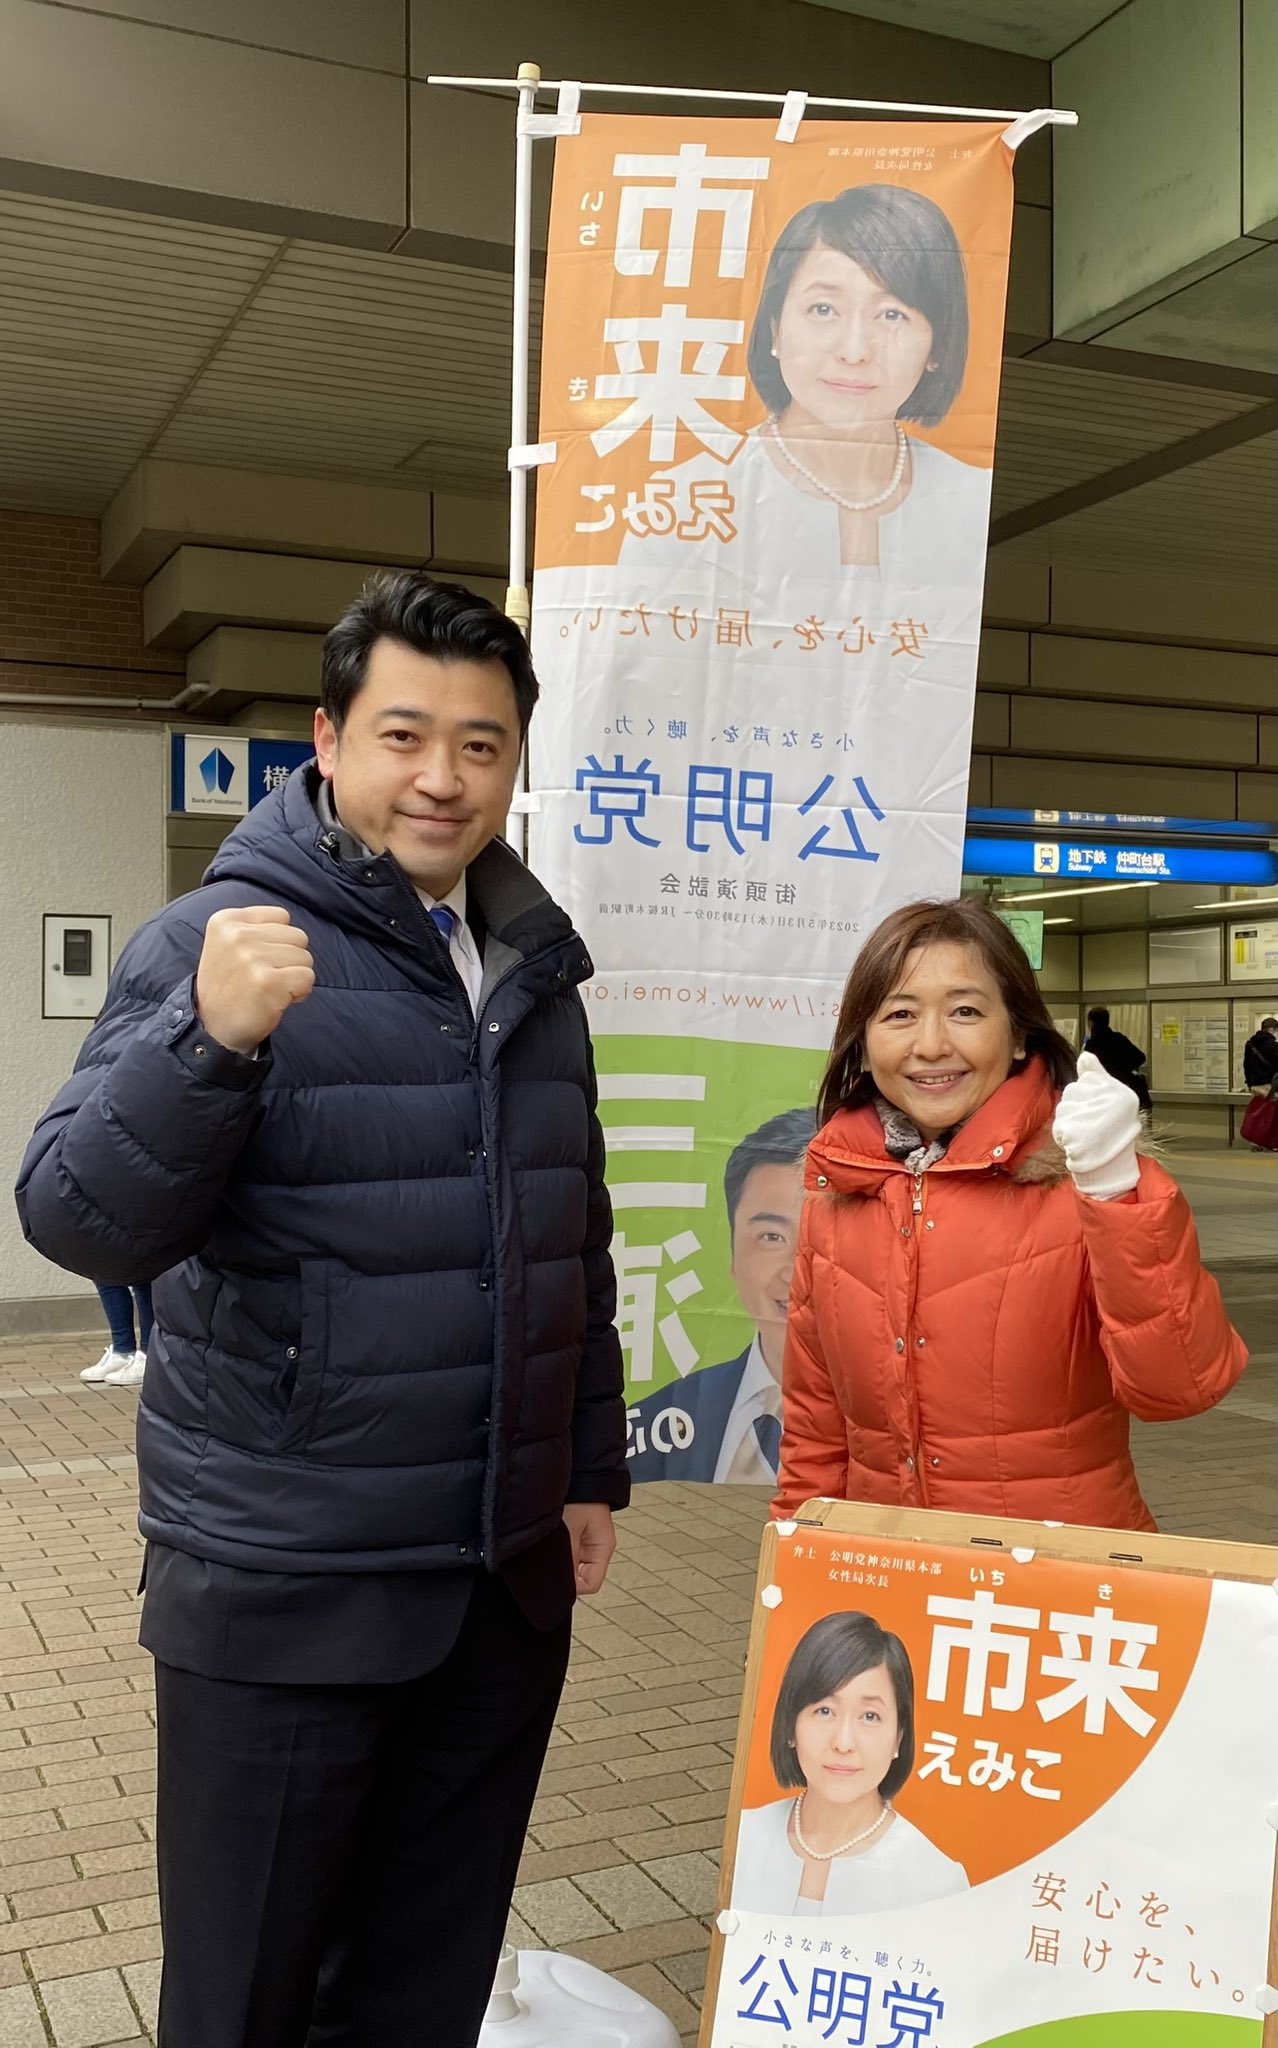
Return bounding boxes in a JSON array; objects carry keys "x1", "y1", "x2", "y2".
[{"x1": 818, "y1": 897, "x2": 1077, "y2": 1126}]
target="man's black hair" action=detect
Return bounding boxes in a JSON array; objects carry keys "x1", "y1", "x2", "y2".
[
  {"x1": 321, "y1": 571, "x2": 540, "y2": 735},
  {"x1": 724, "y1": 1107, "x2": 817, "y2": 1230},
  {"x1": 1087, "y1": 1007, "x2": 1111, "y2": 1030}
]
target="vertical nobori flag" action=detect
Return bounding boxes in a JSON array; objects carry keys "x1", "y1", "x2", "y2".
[{"x1": 530, "y1": 117, "x2": 1014, "y2": 1484}]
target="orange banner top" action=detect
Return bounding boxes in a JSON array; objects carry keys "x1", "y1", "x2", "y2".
[{"x1": 536, "y1": 115, "x2": 1014, "y2": 573}]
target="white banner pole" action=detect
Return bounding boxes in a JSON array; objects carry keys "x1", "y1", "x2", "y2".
[
  {"x1": 428, "y1": 72, "x2": 1078, "y2": 130},
  {"x1": 505, "y1": 59, "x2": 541, "y2": 641},
  {"x1": 500, "y1": 60, "x2": 541, "y2": 865}
]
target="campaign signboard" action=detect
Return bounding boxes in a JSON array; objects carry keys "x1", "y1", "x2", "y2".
[
  {"x1": 529, "y1": 117, "x2": 1017, "y2": 1485},
  {"x1": 702, "y1": 1504, "x2": 1278, "y2": 2048}
]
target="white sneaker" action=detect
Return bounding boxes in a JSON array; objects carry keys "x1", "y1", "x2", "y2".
[
  {"x1": 82, "y1": 1346, "x2": 130, "y2": 1383},
  {"x1": 102, "y1": 1350, "x2": 147, "y2": 1388}
]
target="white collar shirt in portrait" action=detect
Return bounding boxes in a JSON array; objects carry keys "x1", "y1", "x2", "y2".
[
  {"x1": 417, "y1": 875, "x2": 483, "y2": 1015},
  {"x1": 730, "y1": 1798, "x2": 970, "y2": 1917},
  {"x1": 714, "y1": 1333, "x2": 783, "y2": 1486}
]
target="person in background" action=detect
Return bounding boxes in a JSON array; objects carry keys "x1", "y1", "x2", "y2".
[
  {"x1": 82, "y1": 1281, "x2": 153, "y2": 1388},
  {"x1": 774, "y1": 897, "x2": 1247, "y2": 1533},
  {"x1": 1083, "y1": 1005, "x2": 1151, "y2": 1114},
  {"x1": 16, "y1": 572, "x2": 627, "y2": 2048},
  {"x1": 1243, "y1": 1016, "x2": 1278, "y2": 1092},
  {"x1": 627, "y1": 1107, "x2": 816, "y2": 1485}
]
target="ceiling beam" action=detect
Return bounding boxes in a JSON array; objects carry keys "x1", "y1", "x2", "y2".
[
  {"x1": 987, "y1": 399, "x2": 1278, "y2": 547},
  {"x1": 1020, "y1": 338, "x2": 1277, "y2": 400}
]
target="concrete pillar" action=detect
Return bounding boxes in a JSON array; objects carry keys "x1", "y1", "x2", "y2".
[{"x1": 1053, "y1": 0, "x2": 1276, "y2": 357}]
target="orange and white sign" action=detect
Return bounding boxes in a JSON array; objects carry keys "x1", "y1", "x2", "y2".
[
  {"x1": 526, "y1": 116, "x2": 1017, "y2": 1473},
  {"x1": 704, "y1": 1513, "x2": 1278, "y2": 2047},
  {"x1": 535, "y1": 118, "x2": 1010, "y2": 573},
  {"x1": 529, "y1": 116, "x2": 1015, "y2": 1050}
]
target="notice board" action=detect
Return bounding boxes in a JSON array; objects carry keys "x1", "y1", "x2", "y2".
[
  {"x1": 700, "y1": 1502, "x2": 1278, "y2": 2048},
  {"x1": 1151, "y1": 1000, "x2": 1232, "y2": 1093},
  {"x1": 1229, "y1": 921, "x2": 1278, "y2": 985}
]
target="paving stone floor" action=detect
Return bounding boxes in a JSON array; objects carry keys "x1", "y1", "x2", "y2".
[{"x1": 1, "y1": 1150, "x2": 1273, "y2": 2046}]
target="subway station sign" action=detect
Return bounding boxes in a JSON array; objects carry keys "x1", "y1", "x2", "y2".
[
  {"x1": 169, "y1": 733, "x2": 314, "y2": 817},
  {"x1": 963, "y1": 836, "x2": 1278, "y2": 888},
  {"x1": 969, "y1": 809, "x2": 1274, "y2": 840}
]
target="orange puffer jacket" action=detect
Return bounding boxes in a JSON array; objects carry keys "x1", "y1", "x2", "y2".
[{"x1": 775, "y1": 1059, "x2": 1246, "y2": 1532}]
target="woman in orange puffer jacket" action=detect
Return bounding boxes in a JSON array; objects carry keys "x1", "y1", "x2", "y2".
[{"x1": 774, "y1": 897, "x2": 1247, "y2": 1532}]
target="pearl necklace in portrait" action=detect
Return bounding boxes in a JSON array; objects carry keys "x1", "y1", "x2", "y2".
[
  {"x1": 791, "y1": 1794, "x2": 892, "y2": 1860},
  {"x1": 765, "y1": 414, "x2": 908, "y2": 513}
]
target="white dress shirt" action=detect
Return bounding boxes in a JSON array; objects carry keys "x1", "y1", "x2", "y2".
[
  {"x1": 714, "y1": 1333, "x2": 783, "y2": 1485},
  {"x1": 418, "y1": 875, "x2": 484, "y2": 1015}
]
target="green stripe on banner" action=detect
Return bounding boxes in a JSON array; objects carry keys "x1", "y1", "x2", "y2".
[{"x1": 980, "y1": 2013, "x2": 1260, "y2": 2047}]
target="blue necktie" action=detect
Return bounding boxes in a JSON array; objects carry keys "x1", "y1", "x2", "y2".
[
  {"x1": 754, "y1": 1412, "x2": 782, "y2": 1473},
  {"x1": 429, "y1": 905, "x2": 455, "y2": 944}
]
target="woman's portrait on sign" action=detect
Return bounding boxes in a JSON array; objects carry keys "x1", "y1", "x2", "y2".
[
  {"x1": 623, "y1": 182, "x2": 990, "y2": 594},
  {"x1": 731, "y1": 1610, "x2": 969, "y2": 1917}
]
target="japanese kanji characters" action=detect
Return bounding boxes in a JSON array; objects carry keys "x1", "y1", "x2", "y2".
[
  {"x1": 737, "y1": 1955, "x2": 945, "y2": 2048},
  {"x1": 925, "y1": 1589, "x2": 1162, "y2": 1738},
  {"x1": 571, "y1": 752, "x2": 887, "y2": 864},
  {"x1": 613, "y1": 142, "x2": 769, "y2": 287},
  {"x1": 592, "y1": 306, "x2": 746, "y2": 461}
]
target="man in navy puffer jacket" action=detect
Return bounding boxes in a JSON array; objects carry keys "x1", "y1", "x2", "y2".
[{"x1": 16, "y1": 573, "x2": 628, "y2": 2048}]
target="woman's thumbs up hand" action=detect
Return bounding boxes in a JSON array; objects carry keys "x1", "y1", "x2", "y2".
[{"x1": 1052, "y1": 1050, "x2": 1142, "y2": 1201}]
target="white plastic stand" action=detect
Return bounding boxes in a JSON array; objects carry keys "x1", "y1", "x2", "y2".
[{"x1": 479, "y1": 1946, "x2": 680, "y2": 2046}]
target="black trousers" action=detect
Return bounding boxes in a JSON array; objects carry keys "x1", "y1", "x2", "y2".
[{"x1": 153, "y1": 1573, "x2": 571, "y2": 2048}]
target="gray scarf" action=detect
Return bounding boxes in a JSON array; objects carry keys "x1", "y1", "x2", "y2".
[{"x1": 875, "y1": 1096, "x2": 957, "y2": 1175}]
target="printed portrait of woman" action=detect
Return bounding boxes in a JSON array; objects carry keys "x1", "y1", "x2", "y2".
[
  {"x1": 730, "y1": 1611, "x2": 969, "y2": 1917},
  {"x1": 621, "y1": 183, "x2": 990, "y2": 593}
]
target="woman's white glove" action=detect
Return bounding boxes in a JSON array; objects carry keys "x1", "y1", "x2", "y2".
[{"x1": 1052, "y1": 1051, "x2": 1142, "y2": 1200}]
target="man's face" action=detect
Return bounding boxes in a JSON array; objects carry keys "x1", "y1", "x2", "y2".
[
  {"x1": 314, "y1": 638, "x2": 522, "y2": 899},
  {"x1": 730, "y1": 1160, "x2": 806, "y2": 1343}
]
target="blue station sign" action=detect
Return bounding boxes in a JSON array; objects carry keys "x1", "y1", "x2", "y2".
[
  {"x1": 968, "y1": 808, "x2": 1274, "y2": 840},
  {"x1": 963, "y1": 836, "x2": 1278, "y2": 888}
]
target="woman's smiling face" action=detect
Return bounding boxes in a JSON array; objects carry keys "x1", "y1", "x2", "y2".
[
  {"x1": 863, "y1": 940, "x2": 1024, "y2": 1142},
  {"x1": 792, "y1": 1664, "x2": 900, "y2": 1801},
  {"x1": 772, "y1": 244, "x2": 935, "y2": 430}
]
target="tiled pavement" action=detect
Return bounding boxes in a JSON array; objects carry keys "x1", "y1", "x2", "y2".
[{"x1": 1, "y1": 1151, "x2": 1273, "y2": 2047}]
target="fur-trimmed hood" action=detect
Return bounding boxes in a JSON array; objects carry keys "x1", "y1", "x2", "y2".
[
  {"x1": 1009, "y1": 1135, "x2": 1068, "y2": 1186},
  {"x1": 807, "y1": 1058, "x2": 1069, "y2": 1198}
]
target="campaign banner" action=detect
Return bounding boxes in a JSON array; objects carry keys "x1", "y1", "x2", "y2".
[
  {"x1": 529, "y1": 116, "x2": 1015, "y2": 1484},
  {"x1": 704, "y1": 1513, "x2": 1278, "y2": 2047}
]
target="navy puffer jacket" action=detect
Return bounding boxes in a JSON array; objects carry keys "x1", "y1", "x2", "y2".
[{"x1": 17, "y1": 768, "x2": 627, "y2": 1573}]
